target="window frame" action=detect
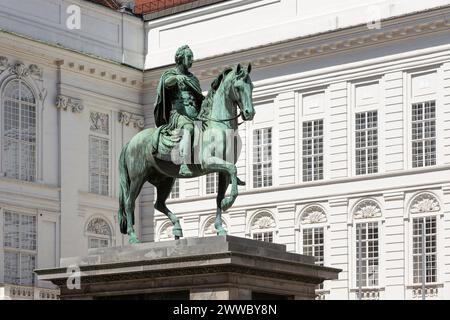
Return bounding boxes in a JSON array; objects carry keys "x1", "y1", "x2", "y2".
[
  {"x1": 251, "y1": 127, "x2": 273, "y2": 189},
  {"x1": 0, "y1": 77, "x2": 40, "y2": 182},
  {"x1": 349, "y1": 198, "x2": 385, "y2": 298},
  {"x1": 405, "y1": 68, "x2": 442, "y2": 170},
  {"x1": 88, "y1": 110, "x2": 111, "y2": 197},
  {"x1": 348, "y1": 78, "x2": 384, "y2": 177},
  {"x1": 85, "y1": 216, "x2": 113, "y2": 250},
  {"x1": 301, "y1": 118, "x2": 324, "y2": 182},
  {"x1": 1, "y1": 207, "x2": 38, "y2": 286},
  {"x1": 405, "y1": 191, "x2": 444, "y2": 293}
]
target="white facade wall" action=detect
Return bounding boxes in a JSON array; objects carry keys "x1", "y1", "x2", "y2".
[
  {"x1": 0, "y1": 0, "x2": 449, "y2": 300},
  {"x1": 0, "y1": 2, "x2": 144, "y2": 298},
  {"x1": 144, "y1": 2, "x2": 450, "y2": 299}
]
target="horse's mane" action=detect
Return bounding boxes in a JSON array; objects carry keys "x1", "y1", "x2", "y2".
[{"x1": 198, "y1": 67, "x2": 234, "y2": 119}]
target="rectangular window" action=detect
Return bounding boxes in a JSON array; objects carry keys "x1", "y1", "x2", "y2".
[
  {"x1": 356, "y1": 222, "x2": 379, "y2": 287},
  {"x1": 302, "y1": 120, "x2": 323, "y2": 181},
  {"x1": 206, "y1": 173, "x2": 218, "y2": 194},
  {"x1": 89, "y1": 136, "x2": 109, "y2": 196},
  {"x1": 303, "y1": 227, "x2": 325, "y2": 290},
  {"x1": 412, "y1": 101, "x2": 436, "y2": 168},
  {"x1": 88, "y1": 237, "x2": 110, "y2": 249},
  {"x1": 253, "y1": 128, "x2": 272, "y2": 188},
  {"x1": 3, "y1": 211, "x2": 37, "y2": 286},
  {"x1": 412, "y1": 216, "x2": 437, "y2": 284},
  {"x1": 170, "y1": 179, "x2": 179, "y2": 199},
  {"x1": 89, "y1": 112, "x2": 110, "y2": 196},
  {"x1": 355, "y1": 111, "x2": 378, "y2": 175},
  {"x1": 252, "y1": 232, "x2": 273, "y2": 243}
]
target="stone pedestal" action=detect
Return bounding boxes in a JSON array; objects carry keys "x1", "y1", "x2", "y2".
[{"x1": 35, "y1": 236, "x2": 340, "y2": 300}]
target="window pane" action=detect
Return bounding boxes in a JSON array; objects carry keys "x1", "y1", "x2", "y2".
[
  {"x1": 302, "y1": 120, "x2": 324, "y2": 181},
  {"x1": 355, "y1": 111, "x2": 378, "y2": 175},
  {"x1": 356, "y1": 222, "x2": 379, "y2": 287},
  {"x1": 412, "y1": 101, "x2": 436, "y2": 168},
  {"x1": 89, "y1": 136, "x2": 109, "y2": 196},
  {"x1": 253, "y1": 128, "x2": 272, "y2": 188},
  {"x1": 2, "y1": 80, "x2": 36, "y2": 181}
]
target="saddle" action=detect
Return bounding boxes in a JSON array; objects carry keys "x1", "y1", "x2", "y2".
[{"x1": 151, "y1": 120, "x2": 202, "y2": 163}]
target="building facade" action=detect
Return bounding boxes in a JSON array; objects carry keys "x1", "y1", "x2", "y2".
[{"x1": 1, "y1": 0, "x2": 450, "y2": 299}]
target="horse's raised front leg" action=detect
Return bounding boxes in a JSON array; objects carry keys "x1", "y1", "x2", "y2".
[
  {"x1": 154, "y1": 178, "x2": 183, "y2": 239},
  {"x1": 215, "y1": 173, "x2": 229, "y2": 236},
  {"x1": 204, "y1": 156, "x2": 238, "y2": 212},
  {"x1": 126, "y1": 177, "x2": 145, "y2": 244}
]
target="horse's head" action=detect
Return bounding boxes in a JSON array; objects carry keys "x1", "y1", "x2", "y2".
[{"x1": 230, "y1": 63, "x2": 255, "y2": 121}]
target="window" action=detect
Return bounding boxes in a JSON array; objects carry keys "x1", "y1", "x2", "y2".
[
  {"x1": 412, "y1": 216, "x2": 437, "y2": 284},
  {"x1": 303, "y1": 227, "x2": 324, "y2": 265},
  {"x1": 355, "y1": 111, "x2": 378, "y2": 175},
  {"x1": 170, "y1": 179, "x2": 179, "y2": 199},
  {"x1": 89, "y1": 112, "x2": 110, "y2": 196},
  {"x1": 250, "y1": 211, "x2": 276, "y2": 243},
  {"x1": 356, "y1": 222, "x2": 379, "y2": 287},
  {"x1": 206, "y1": 173, "x2": 218, "y2": 194},
  {"x1": 2, "y1": 79, "x2": 36, "y2": 182},
  {"x1": 86, "y1": 217, "x2": 112, "y2": 249},
  {"x1": 412, "y1": 101, "x2": 436, "y2": 168},
  {"x1": 252, "y1": 232, "x2": 273, "y2": 243},
  {"x1": 303, "y1": 226, "x2": 325, "y2": 290},
  {"x1": 253, "y1": 128, "x2": 272, "y2": 188},
  {"x1": 302, "y1": 120, "x2": 323, "y2": 181},
  {"x1": 3, "y1": 211, "x2": 37, "y2": 286}
]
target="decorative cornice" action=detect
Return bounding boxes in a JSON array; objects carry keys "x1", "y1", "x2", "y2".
[
  {"x1": 0, "y1": 58, "x2": 43, "y2": 80},
  {"x1": 144, "y1": 6, "x2": 450, "y2": 89},
  {"x1": 56, "y1": 94, "x2": 84, "y2": 113},
  {"x1": 118, "y1": 111, "x2": 145, "y2": 130},
  {"x1": 55, "y1": 59, "x2": 142, "y2": 89},
  {"x1": 383, "y1": 191, "x2": 404, "y2": 202}
]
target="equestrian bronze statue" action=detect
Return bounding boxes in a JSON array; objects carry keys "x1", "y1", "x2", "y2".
[{"x1": 118, "y1": 45, "x2": 255, "y2": 243}]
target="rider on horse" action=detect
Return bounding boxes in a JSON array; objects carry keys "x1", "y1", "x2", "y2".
[{"x1": 153, "y1": 45, "x2": 204, "y2": 177}]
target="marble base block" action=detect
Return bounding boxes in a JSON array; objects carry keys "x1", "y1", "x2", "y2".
[{"x1": 35, "y1": 236, "x2": 340, "y2": 300}]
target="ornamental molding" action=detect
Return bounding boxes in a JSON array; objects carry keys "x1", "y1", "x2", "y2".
[
  {"x1": 251, "y1": 211, "x2": 276, "y2": 230},
  {"x1": 0, "y1": 58, "x2": 43, "y2": 80},
  {"x1": 144, "y1": 7, "x2": 450, "y2": 89},
  {"x1": 118, "y1": 111, "x2": 145, "y2": 130},
  {"x1": 353, "y1": 199, "x2": 382, "y2": 219},
  {"x1": 86, "y1": 217, "x2": 111, "y2": 236},
  {"x1": 159, "y1": 222, "x2": 174, "y2": 240},
  {"x1": 301, "y1": 205, "x2": 327, "y2": 224},
  {"x1": 410, "y1": 193, "x2": 440, "y2": 214},
  {"x1": 56, "y1": 94, "x2": 84, "y2": 113},
  {"x1": 203, "y1": 217, "x2": 227, "y2": 236},
  {"x1": 90, "y1": 111, "x2": 109, "y2": 134}
]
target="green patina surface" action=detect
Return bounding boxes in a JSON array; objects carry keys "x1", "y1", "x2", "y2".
[{"x1": 118, "y1": 45, "x2": 255, "y2": 244}]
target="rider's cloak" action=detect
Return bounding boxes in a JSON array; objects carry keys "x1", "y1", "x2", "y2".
[{"x1": 154, "y1": 68, "x2": 205, "y2": 127}]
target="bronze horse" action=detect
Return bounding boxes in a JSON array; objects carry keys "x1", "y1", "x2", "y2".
[{"x1": 118, "y1": 64, "x2": 255, "y2": 243}]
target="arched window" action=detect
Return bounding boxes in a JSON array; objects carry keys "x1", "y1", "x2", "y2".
[
  {"x1": 300, "y1": 205, "x2": 327, "y2": 265},
  {"x1": 2, "y1": 79, "x2": 36, "y2": 181},
  {"x1": 86, "y1": 217, "x2": 112, "y2": 249},
  {"x1": 202, "y1": 216, "x2": 228, "y2": 237},
  {"x1": 158, "y1": 221, "x2": 174, "y2": 241},
  {"x1": 352, "y1": 199, "x2": 382, "y2": 292},
  {"x1": 250, "y1": 211, "x2": 276, "y2": 243},
  {"x1": 409, "y1": 192, "x2": 440, "y2": 287}
]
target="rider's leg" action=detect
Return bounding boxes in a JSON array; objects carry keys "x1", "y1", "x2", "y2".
[{"x1": 179, "y1": 123, "x2": 195, "y2": 177}]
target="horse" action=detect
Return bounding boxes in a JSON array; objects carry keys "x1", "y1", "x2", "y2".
[{"x1": 118, "y1": 63, "x2": 255, "y2": 243}]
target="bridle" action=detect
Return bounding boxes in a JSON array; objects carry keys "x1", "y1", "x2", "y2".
[{"x1": 196, "y1": 75, "x2": 247, "y2": 126}]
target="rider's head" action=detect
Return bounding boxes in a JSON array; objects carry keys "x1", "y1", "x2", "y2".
[{"x1": 175, "y1": 45, "x2": 193, "y2": 69}]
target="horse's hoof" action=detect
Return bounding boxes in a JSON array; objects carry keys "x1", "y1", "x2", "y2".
[
  {"x1": 173, "y1": 228, "x2": 183, "y2": 238},
  {"x1": 217, "y1": 229, "x2": 227, "y2": 236},
  {"x1": 128, "y1": 234, "x2": 140, "y2": 244}
]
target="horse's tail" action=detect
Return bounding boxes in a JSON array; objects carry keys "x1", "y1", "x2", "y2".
[{"x1": 118, "y1": 142, "x2": 130, "y2": 235}]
